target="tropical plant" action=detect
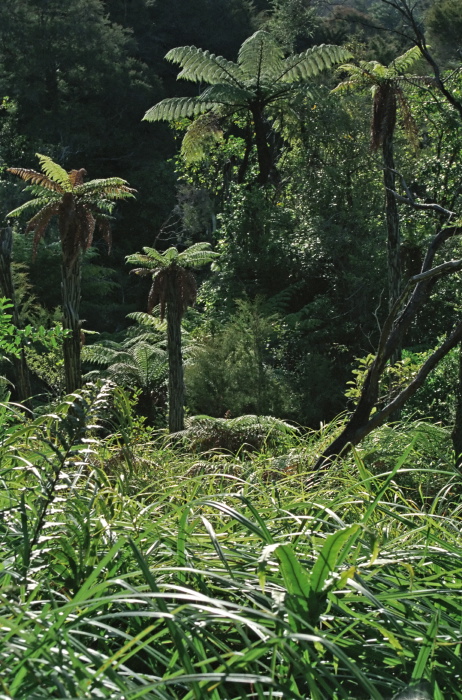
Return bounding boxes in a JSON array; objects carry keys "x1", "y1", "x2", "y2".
[
  {"x1": 84, "y1": 331, "x2": 168, "y2": 425},
  {"x1": 127, "y1": 242, "x2": 218, "y2": 432},
  {"x1": 7, "y1": 153, "x2": 134, "y2": 393},
  {"x1": 144, "y1": 30, "x2": 351, "y2": 184},
  {"x1": 0, "y1": 225, "x2": 31, "y2": 402},
  {"x1": 333, "y1": 47, "x2": 424, "y2": 312}
]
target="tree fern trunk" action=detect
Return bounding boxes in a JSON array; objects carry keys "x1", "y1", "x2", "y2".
[
  {"x1": 62, "y1": 255, "x2": 82, "y2": 394},
  {"x1": 452, "y1": 342, "x2": 462, "y2": 469},
  {"x1": 382, "y1": 134, "x2": 401, "y2": 311},
  {"x1": 383, "y1": 132, "x2": 402, "y2": 367},
  {"x1": 251, "y1": 105, "x2": 275, "y2": 186},
  {"x1": 0, "y1": 226, "x2": 32, "y2": 404},
  {"x1": 166, "y1": 274, "x2": 185, "y2": 432}
]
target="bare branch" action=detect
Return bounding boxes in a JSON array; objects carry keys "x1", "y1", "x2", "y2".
[{"x1": 387, "y1": 188, "x2": 456, "y2": 216}]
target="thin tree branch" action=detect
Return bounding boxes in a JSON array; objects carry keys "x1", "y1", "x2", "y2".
[{"x1": 387, "y1": 188, "x2": 456, "y2": 216}]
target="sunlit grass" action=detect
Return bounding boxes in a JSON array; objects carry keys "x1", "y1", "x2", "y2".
[{"x1": 0, "y1": 385, "x2": 461, "y2": 698}]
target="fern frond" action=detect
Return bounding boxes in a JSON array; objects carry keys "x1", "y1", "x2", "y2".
[
  {"x1": 82, "y1": 342, "x2": 121, "y2": 366},
  {"x1": 396, "y1": 87, "x2": 419, "y2": 150},
  {"x1": 238, "y1": 31, "x2": 284, "y2": 82},
  {"x1": 36, "y1": 154, "x2": 72, "y2": 191},
  {"x1": 163, "y1": 247, "x2": 180, "y2": 263},
  {"x1": 7, "y1": 167, "x2": 63, "y2": 193},
  {"x1": 279, "y1": 44, "x2": 352, "y2": 83},
  {"x1": 178, "y1": 243, "x2": 219, "y2": 268},
  {"x1": 129, "y1": 265, "x2": 157, "y2": 275},
  {"x1": 75, "y1": 178, "x2": 135, "y2": 198},
  {"x1": 390, "y1": 45, "x2": 422, "y2": 74},
  {"x1": 126, "y1": 311, "x2": 166, "y2": 330},
  {"x1": 181, "y1": 113, "x2": 223, "y2": 163},
  {"x1": 166, "y1": 45, "x2": 244, "y2": 86},
  {"x1": 68, "y1": 168, "x2": 87, "y2": 187},
  {"x1": 7, "y1": 196, "x2": 58, "y2": 218},
  {"x1": 25, "y1": 202, "x2": 60, "y2": 255},
  {"x1": 143, "y1": 97, "x2": 212, "y2": 122},
  {"x1": 198, "y1": 84, "x2": 252, "y2": 106}
]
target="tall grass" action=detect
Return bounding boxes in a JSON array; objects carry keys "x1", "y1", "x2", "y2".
[{"x1": 1, "y1": 384, "x2": 461, "y2": 698}]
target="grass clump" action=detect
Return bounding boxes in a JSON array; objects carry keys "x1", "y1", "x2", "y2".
[{"x1": 1, "y1": 383, "x2": 461, "y2": 698}]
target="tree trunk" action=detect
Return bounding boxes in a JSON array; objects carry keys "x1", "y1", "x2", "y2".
[
  {"x1": 452, "y1": 342, "x2": 462, "y2": 469},
  {"x1": 251, "y1": 105, "x2": 276, "y2": 186},
  {"x1": 315, "y1": 319, "x2": 462, "y2": 470},
  {"x1": 382, "y1": 131, "x2": 402, "y2": 371},
  {"x1": 0, "y1": 226, "x2": 32, "y2": 404},
  {"x1": 62, "y1": 255, "x2": 82, "y2": 394},
  {"x1": 166, "y1": 274, "x2": 185, "y2": 433}
]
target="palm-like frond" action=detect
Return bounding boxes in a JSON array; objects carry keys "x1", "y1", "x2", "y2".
[
  {"x1": 75, "y1": 178, "x2": 135, "y2": 198},
  {"x1": 126, "y1": 311, "x2": 166, "y2": 331},
  {"x1": 7, "y1": 195, "x2": 58, "y2": 219},
  {"x1": 84, "y1": 339, "x2": 167, "y2": 390},
  {"x1": 36, "y1": 153, "x2": 72, "y2": 191},
  {"x1": 143, "y1": 97, "x2": 213, "y2": 122},
  {"x1": 166, "y1": 45, "x2": 243, "y2": 86},
  {"x1": 390, "y1": 45, "x2": 422, "y2": 75},
  {"x1": 181, "y1": 113, "x2": 224, "y2": 162},
  {"x1": 178, "y1": 242, "x2": 219, "y2": 267},
  {"x1": 6, "y1": 167, "x2": 63, "y2": 193},
  {"x1": 199, "y1": 84, "x2": 252, "y2": 106},
  {"x1": 279, "y1": 44, "x2": 352, "y2": 83},
  {"x1": 237, "y1": 31, "x2": 284, "y2": 82}
]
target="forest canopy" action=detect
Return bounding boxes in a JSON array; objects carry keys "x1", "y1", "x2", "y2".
[{"x1": 2, "y1": 2, "x2": 462, "y2": 696}]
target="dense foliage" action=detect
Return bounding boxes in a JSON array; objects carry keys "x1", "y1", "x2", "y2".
[{"x1": 2, "y1": 0, "x2": 462, "y2": 696}]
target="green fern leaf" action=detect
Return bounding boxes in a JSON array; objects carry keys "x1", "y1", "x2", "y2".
[
  {"x1": 7, "y1": 196, "x2": 58, "y2": 218},
  {"x1": 36, "y1": 154, "x2": 72, "y2": 191},
  {"x1": 75, "y1": 178, "x2": 134, "y2": 198},
  {"x1": 279, "y1": 45, "x2": 352, "y2": 83},
  {"x1": 237, "y1": 30, "x2": 284, "y2": 81},
  {"x1": 126, "y1": 311, "x2": 166, "y2": 330},
  {"x1": 166, "y1": 45, "x2": 243, "y2": 86},
  {"x1": 143, "y1": 97, "x2": 212, "y2": 122},
  {"x1": 178, "y1": 242, "x2": 219, "y2": 267},
  {"x1": 163, "y1": 247, "x2": 180, "y2": 263},
  {"x1": 181, "y1": 113, "x2": 224, "y2": 163},
  {"x1": 390, "y1": 45, "x2": 422, "y2": 74},
  {"x1": 198, "y1": 84, "x2": 253, "y2": 106}
]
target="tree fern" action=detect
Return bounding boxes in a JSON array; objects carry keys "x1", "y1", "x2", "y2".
[
  {"x1": 127, "y1": 242, "x2": 218, "y2": 432},
  {"x1": 144, "y1": 31, "x2": 352, "y2": 183},
  {"x1": 8, "y1": 154, "x2": 134, "y2": 393}
]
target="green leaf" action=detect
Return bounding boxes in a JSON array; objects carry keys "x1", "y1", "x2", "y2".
[
  {"x1": 411, "y1": 612, "x2": 439, "y2": 682},
  {"x1": 237, "y1": 30, "x2": 284, "y2": 81},
  {"x1": 143, "y1": 97, "x2": 212, "y2": 122},
  {"x1": 310, "y1": 524, "x2": 360, "y2": 595},
  {"x1": 36, "y1": 153, "x2": 72, "y2": 191},
  {"x1": 166, "y1": 45, "x2": 244, "y2": 86}
]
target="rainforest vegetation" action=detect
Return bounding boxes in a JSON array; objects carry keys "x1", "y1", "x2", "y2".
[{"x1": 1, "y1": 0, "x2": 462, "y2": 697}]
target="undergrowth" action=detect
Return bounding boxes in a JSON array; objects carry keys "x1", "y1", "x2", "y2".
[{"x1": 0, "y1": 383, "x2": 461, "y2": 699}]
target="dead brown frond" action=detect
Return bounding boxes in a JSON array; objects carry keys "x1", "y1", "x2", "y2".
[
  {"x1": 25, "y1": 203, "x2": 60, "y2": 257},
  {"x1": 371, "y1": 82, "x2": 397, "y2": 151},
  {"x1": 148, "y1": 268, "x2": 169, "y2": 317},
  {"x1": 396, "y1": 87, "x2": 419, "y2": 151},
  {"x1": 7, "y1": 168, "x2": 64, "y2": 193},
  {"x1": 68, "y1": 168, "x2": 87, "y2": 187},
  {"x1": 177, "y1": 267, "x2": 197, "y2": 314}
]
